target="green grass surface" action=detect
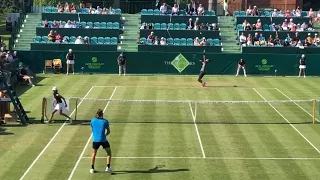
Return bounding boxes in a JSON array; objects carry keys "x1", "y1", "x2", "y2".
[{"x1": 1, "y1": 74, "x2": 320, "y2": 180}]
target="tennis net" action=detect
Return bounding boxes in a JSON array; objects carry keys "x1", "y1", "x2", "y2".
[{"x1": 42, "y1": 98, "x2": 319, "y2": 124}]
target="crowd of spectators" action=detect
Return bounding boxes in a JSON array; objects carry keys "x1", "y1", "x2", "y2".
[
  {"x1": 143, "y1": 31, "x2": 209, "y2": 46},
  {"x1": 46, "y1": 30, "x2": 89, "y2": 44},
  {"x1": 42, "y1": 20, "x2": 79, "y2": 28},
  {"x1": 159, "y1": 2, "x2": 205, "y2": 16},
  {"x1": 241, "y1": 18, "x2": 314, "y2": 32},
  {"x1": 55, "y1": 1, "x2": 115, "y2": 14},
  {"x1": 239, "y1": 32, "x2": 320, "y2": 48}
]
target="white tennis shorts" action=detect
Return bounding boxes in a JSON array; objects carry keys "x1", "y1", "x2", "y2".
[
  {"x1": 54, "y1": 103, "x2": 66, "y2": 111},
  {"x1": 299, "y1": 65, "x2": 306, "y2": 69},
  {"x1": 67, "y1": 60, "x2": 75, "y2": 65}
]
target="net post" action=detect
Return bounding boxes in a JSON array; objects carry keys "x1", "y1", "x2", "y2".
[{"x1": 313, "y1": 100, "x2": 316, "y2": 124}]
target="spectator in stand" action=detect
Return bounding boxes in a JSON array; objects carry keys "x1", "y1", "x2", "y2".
[
  {"x1": 58, "y1": 20, "x2": 64, "y2": 28},
  {"x1": 246, "y1": 5, "x2": 253, "y2": 16},
  {"x1": 48, "y1": 30, "x2": 55, "y2": 42},
  {"x1": 307, "y1": 20, "x2": 314, "y2": 31},
  {"x1": 57, "y1": 1, "x2": 61, "y2": 9},
  {"x1": 102, "y1": 8, "x2": 107, "y2": 14},
  {"x1": 62, "y1": 36, "x2": 69, "y2": 43},
  {"x1": 301, "y1": 22, "x2": 308, "y2": 31},
  {"x1": 199, "y1": 23, "x2": 206, "y2": 30},
  {"x1": 194, "y1": 17, "x2": 199, "y2": 30},
  {"x1": 274, "y1": 35, "x2": 280, "y2": 45},
  {"x1": 197, "y1": 4, "x2": 204, "y2": 16},
  {"x1": 283, "y1": 39, "x2": 290, "y2": 47},
  {"x1": 305, "y1": 33, "x2": 313, "y2": 46},
  {"x1": 255, "y1": 19, "x2": 262, "y2": 30},
  {"x1": 281, "y1": 19, "x2": 288, "y2": 30},
  {"x1": 108, "y1": 7, "x2": 115, "y2": 14},
  {"x1": 211, "y1": 23, "x2": 218, "y2": 30},
  {"x1": 291, "y1": 24, "x2": 297, "y2": 31},
  {"x1": 314, "y1": 33, "x2": 320, "y2": 46},
  {"x1": 295, "y1": 6, "x2": 301, "y2": 17},
  {"x1": 84, "y1": 36, "x2": 89, "y2": 44},
  {"x1": 75, "y1": 36, "x2": 84, "y2": 44},
  {"x1": 315, "y1": 11, "x2": 320, "y2": 23},
  {"x1": 148, "y1": 23, "x2": 153, "y2": 29},
  {"x1": 72, "y1": 20, "x2": 79, "y2": 28},
  {"x1": 267, "y1": 35, "x2": 274, "y2": 47},
  {"x1": 154, "y1": 36, "x2": 159, "y2": 45},
  {"x1": 43, "y1": 20, "x2": 49, "y2": 28},
  {"x1": 172, "y1": 4, "x2": 179, "y2": 15},
  {"x1": 285, "y1": 34, "x2": 292, "y2": 42},
  {"x1": 51, "y1": 20, "x2": 59, "y2": 28},
  {"x1": 58, "y1": 4, "x2": 63, "y2": 13},
  {"x1": 89, "y1": 6, "x2": 94, "y2": 14},
  {"x1": 253, "y1": 33, "x2": 259, "y2": 45},
  {"x1": 194, "y1": 37, "x2": 200, "y2": 46},
  {"x1": 258, "y1": 33, "x2": 266, "y2": 45},
  {"x1": 160, "y1": 3, "x2": 167, "y2": 14},
  {"x1": 242, "y1": 20, "x2": 248, "y2": 30},
  {"x1": 221, "y1": 0, "x2": 230, "y2": 16},
  {"x1": 6, "y1": 51, "x2": 13, "y2": 61},
  {"x1": 252, "y1": 6, "x2": 260, "y2": 16},
  {"x1": 64, "y1": 2, "x2": 70, "y2": 12},
  {"x1": 185, "y1": 4, "x2": 195, "y2": 15},
  {"x1": 245, "y1": 23, "x2": 251, "y2": 30},
  {"x1": 147, "y1": 32, "x2": 154, "y2": 43},
  {"x1": 65, "y1": 20, "x2": 72, "y2": 28},
  {"x1": 288, "y1": 19, "x2": 294, "y2": 30},
  {"x1": 70, "y1": 2, "x2": 77, "y2": 13},
  {"x1": 270, "y1": 23, "x2": 276, "y2": 31},
  {"x1": 293, "y1": 32, "x2": 300, "y2": 43},
  {"x1": 285, "y1": 10, "x2": 291, "y2": 18},
  {"x1": 140, "y1": 22, "x2": 147, "y2": 29},
  {"x1": 95, "y1": 6, "x2": 102, "y2": 14},
  {"x1": 55, "y1": 31, "x2": 61, "y2": 42},
  {"x1": 308, "y1": 8, "x2": 315, "y2": 19},
  {"x1": 239, "y1": 32, "x2": 246, "y2": 46},
  {"x1": 160, "y1": 37, "x2": 167, "y2": 45},
  {"x1": 80, "y1": 1, "x2": 85, "y2": 8},
  {"x1": 272, "y1": 9, "x2": 277, "y2": 17},
  {"x1": 246, "y1": 34, "x2": 252, "y2": 46},
  {"x1": 187, "y1": 18, "x2": 193, "y2": 30},
  {"x1": 200, "y1": 37, "x2": 208, "y2": 46}
]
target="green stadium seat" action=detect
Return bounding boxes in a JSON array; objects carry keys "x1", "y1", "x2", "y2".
[
  {"x1": 213, "y1": 39, "x2": 220, "y2": 46},
  {"x1": 105, "y1": 37, "x2": 111, "y2": 44},
  {"x1": 44, "y1": 7, "x2": 51, "y2": 13},
  {"x1": 40, "y1": 41, "x2": 47, "y2": 43},
  {"x1": 141, "y1": 9, "x2": 148, "y2": 15},
  {"x1": 101, "y1": 22, "x2": 107, "y2": 29},
  {"x1": 174, "y1": 23, "x2": 180, "y2": 30},
  {"x1": 35, "y1": 36, "x2": 41, "y2": 42},
  {"x1": 168, "y1": 23, "x2": 174, "y2": 30},
  {"x1": 302, "y1": 11, "x2": 307, "y2": 17},
  {"x1": 107, "y1": 22, "x2": 113, "y2": 29},
  {"x1": 180, "y1": 38, "x2": 186, "y2": 45},
  {"x1": 179, "y1": 10, "x2": 185, "y2": 15},
  {"x1": 47, "y1": 41, "x2": 53, "y2": 44},
  {"x1": 94, "y1": 22, "x2": 100, "y2": 28},
  {"x1": 48, "y1": 21, "x2": 53, "y2": 25},
  {"x1": 147, "y1": 9, "x2": 154, "y2": 15},
  {"x1": 240, "y1": 11, "x2": 246, "y2": 16},
  {"x1": 91, "y1": 37, "x2": 98, "y2": 44},
  {"x1": 161, "y1": 23, "x2": 167, "y2": 30},
  {"x1": 70, "y1": 36, "x2": 76, "y2": 43},
  {"x1": 80, "y1": 22, "x2": 86, "y2": 28},
  {"x1": 234, "y1": 11, "x2": 239, "y2": 17},
  {"x1": 139, "y1": 37, "x2": 146, "y2": 43},
  {"x1": 98, "y1": 37, "x2": 105, "y2": 44},
  {"x1": 174, "y1": 38, "x2": 180, "y2": 45},
  {"x1": 62, "y1": 21, "x2": 66, "y2": 25},
  {"x1": 263, "y1": 24, "x2": 269, "y2": 30},
  {"x1": 207, "y1": 38, "x2": 214, "y2": 45},
  {"x1": 87, "y1": 22, "x2": 93, "y2": 28},
  {"x1": 180, "y1": 23, "x2": 186, "y2": 30},
  {"x1": 42, "y1": 36, "x2": 48, "y2": 42},
  {"x1": 51, "y1": 7, "x2": 57, "y2": 12},
  {"x1": 237, "y1": 24, "x2": 243, "y2": 31},
  {"x1": 210, "y1": 10, "x2": 216, "y2": 16},
  {"x1": 154, "y1": 23, "x2": 161, "y2": 30},
  {"x1": 154, "y1": 9, "x2": 160, "y2": 15},
  {"x1": 264, "y1": 11, "x2": 270, "y2": 17},
  {"x1": 113, "y1": 22, "x2": 120, "y2": 29},
  {"x1": 111, "y1": 37, "x2": 118, "y2": 45},
  {"x1": 167, "y1": 38, "x2": 173, "y2": 45},
  {"x1": 115, "y1": 9, "x2": 121, "y2": 14}
]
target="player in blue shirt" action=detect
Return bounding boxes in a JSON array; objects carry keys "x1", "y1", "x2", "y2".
[{"x1": 90, "y1": 109, "x2": 112, "y2": 174}]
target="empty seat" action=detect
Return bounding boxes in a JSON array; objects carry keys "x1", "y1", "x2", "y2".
[
  {"x1": 111, "y1": 37, "x2": 118, "y2": 44},
  {"x1": 233, "y1": 11, "x2": 240, "y2": 17},
  {"x1": 94, "y1": 22, "x2": 101, "y2": 28},
  {"x1": 87, "y1": 22, "x2": 93, "y2": 28},
  {"x1": 174, "y1": 38, "x2": 180, "y2": 45},
  {"x1": 168, "y1": 23, "x2": 174, "y2": 30},
  {"x1": 147, "y1": 9, "x2": 154, "y2": 15},
  {"x1": 113, "y1": 22, "x2": 120, "y2": 29},
  {"x1": 105, "y1": 37, "x2": 111, "y2": 44},
  {"x1": 98, "y1": 37, "x2": 105, "y2": 44},
  {"x1": 91, "y1": 37, "x2": 98, "y2": 44},
  {"x1": 141, "y1": 9, "x2": 148, "y2": 15},
  {"x1": 70, "y1": 36, "x2": 76, "y2": 43},
  {"x1": 101, "y1": 22, "x2": 107, "y2": 28},
  {"x1": 161, "y1": 23, "x2": 167, "y2": 30},
  {"x1": 174, "y1": 23, "x2": 180, "y2": 30},
  {"x1": 115, "y1": 8, "x2": 121, "y2": 14},
  {"x1": 180, "y1": 38, "x2": 186, "y2": 45},
  {"x1": 107, "y1": 22, "x2": 113, "y2": 29},
  {"x1": 42, "y1": 36, "x2": 48, "y2": 42},
  {"x1": 167, "y1": 38, "x2": 173, "y2": 45},
  {"x1": 213, "y1": 39, "x2": 220, "y2": 46},
  {"x1": 154, "y1": 23, "x2": 161, "y2": 30},
  {"x1": 153, "y1": 9, "x2": 160, "y2": 15},
  {"x1": 180, "y1": 23, "x2": 186, "y2": 30}
]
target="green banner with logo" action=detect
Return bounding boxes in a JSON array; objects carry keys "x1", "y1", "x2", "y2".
[{"x1": 17, "y1": 51, "x2": 320, "y2": 76}]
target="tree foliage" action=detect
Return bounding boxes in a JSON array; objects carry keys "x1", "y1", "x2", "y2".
[
  {"x1": 0, "y1": 0, "x2": 24, "y2": 13},
  {"x1": 33, "y1": 0, "x2": 81, "y2": 6}
]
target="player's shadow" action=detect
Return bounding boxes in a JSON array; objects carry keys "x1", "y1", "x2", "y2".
[
  {"x1": 0, "y1": 127, "x2": 14, "y2": 135},
  {"x1": 110, "y1": 165, "x2": 189, "y2": 175}
]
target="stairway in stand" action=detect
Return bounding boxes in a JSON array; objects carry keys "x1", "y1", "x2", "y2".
[
  {"x1": 119, "y1": 14, "x2": 140, "y2": 52},
  {"x1": 218, "y1": 16, "x2": 240, "y2": 53},
  {"x1": 14, "y1": 13, "x2": 41, "y2": 50}
]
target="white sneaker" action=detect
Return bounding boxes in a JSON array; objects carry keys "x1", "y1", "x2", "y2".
[
  {"x1": 66, "y1": 73, "x2": 69, "y2": 75},
  {"x1": 235, "y1": 74, "x2": 238, "y2": 77},
  {"x1": 124, "y1": 74, "x2": 126, "y2": 76},
  {"x1": 304, "y1": 76, "x2": 306, "y2": 78},
  {"x1": 244, "y1": 75, "x2": 247, "y2": 77},
  {"x1": 106, "y1": 167, "x2": 113, "y2": 173},
  {"x1": 73, "y1": 72, "x2": 75, "y2": 75},
  {"x1": 90, "y1": 168, "x2": 95, "y2": 173}
]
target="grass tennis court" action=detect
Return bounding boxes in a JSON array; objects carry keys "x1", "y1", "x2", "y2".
[{"x1": 1, "y1": 75, "x2": 320, "y2": 180}]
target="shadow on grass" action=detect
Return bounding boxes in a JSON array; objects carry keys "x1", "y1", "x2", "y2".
[
  {"x1": 99, "y1": 165, "x2": 189, "y2": 175},
  {"x1": 15, "y1": 76, "x2": 47, "y2": 96},
  {"x1": 0, "y1": 126, "x2": 14, "y2": 135}
]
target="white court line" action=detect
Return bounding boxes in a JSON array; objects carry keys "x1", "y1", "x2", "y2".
[
  {"x1": 189, "y1": 103, "x2": 206, "y2": 158},
  {"x1": 80, "y1": 156, "x2": 320, "y2": 160},
  {"x1": 19, "y1": 86, "x2": 95, "y2": 180},
  {"x1": 276, "y1": 88, "x2": 320, "y2": 123},
  {"x1": 253, "y1": 88, "x2": 320, "y2": 154},
  {"x1": 93, "y1": 85, "x2": 276, "y2": 89},
  {"x1": 68, "y1": 86, "x2": 118, "y2": 180}
]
